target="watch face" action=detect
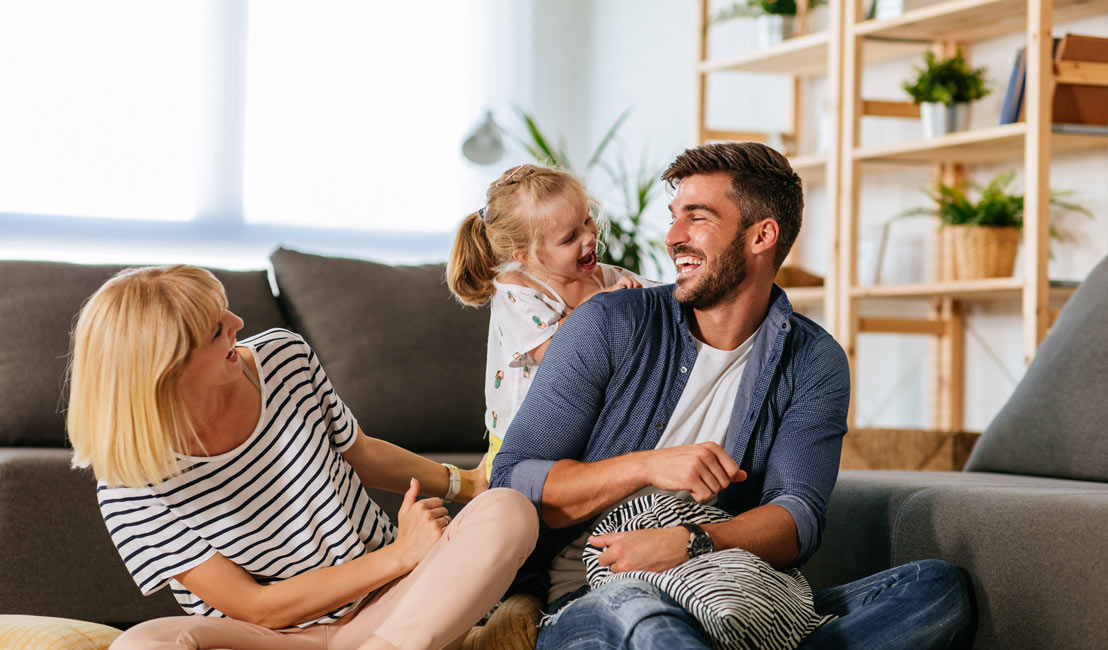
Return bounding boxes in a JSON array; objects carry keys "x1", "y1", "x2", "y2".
[
  {"x1": 690, "y1": 532, "x2": 713, "y2": 557},
  {"x1": 684, "y1": 523, "x2": 713, "y2": 558}
]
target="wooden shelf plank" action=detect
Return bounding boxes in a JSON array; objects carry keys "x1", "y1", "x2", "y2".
[
  {"x1": 784, "y1": 286, "x2": 827, "y2": 305},
  {"x1": 854, "y1": 123, "x2": 1108, "y2": 164},
  {"x1": 851, "y1": 278, "x2": 1078, "y2": 300},
  {"x1": 789, "y1": 153, "x2": 828, "y2": 183},
  {"x1": 698, "y1": 32, "x2": 832, "y2": 76},
  {"x1": 854, "y1": 0, "x2": 1108, "y2": 44}
]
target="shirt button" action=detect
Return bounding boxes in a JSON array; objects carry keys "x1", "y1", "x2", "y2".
[
  {"x1": 680, "y1": 366, "x2": 688, "y2": 374},
  {"x1": 655, "y1": 422, "x2": 665, "y2": 431}
]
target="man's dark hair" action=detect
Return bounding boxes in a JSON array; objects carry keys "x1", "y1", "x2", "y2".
[{"x1": 662, "y1": 142, "x2": 803, "y2": 270}]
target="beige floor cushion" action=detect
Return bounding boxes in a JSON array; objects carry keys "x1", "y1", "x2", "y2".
[{"x1": 0, "y1": 615, "x2": 122, "y2": 650}]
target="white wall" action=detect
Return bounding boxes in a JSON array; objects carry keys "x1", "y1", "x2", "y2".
[{"x1": 550, "y1": 3, "x2": 1108, "y2": 431}]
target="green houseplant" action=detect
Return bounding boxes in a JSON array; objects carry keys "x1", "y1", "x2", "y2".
[
  {"x1": 507, "y1": 109, "x2": 668, "y2": 277},
  {"x1": 901, "y1": 50, "x2": 990, "y2": 138},
  {"x1": 897, "y1": 171, "x2": 1091, "y2": 279}
]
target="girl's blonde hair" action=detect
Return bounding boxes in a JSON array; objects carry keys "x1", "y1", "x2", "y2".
[
  {"x1": 67, "y1": 265, "x2": 228, "y2": 488},
  {"x1": 446, "y1": 164, "x2": 596, "y2": 307}
]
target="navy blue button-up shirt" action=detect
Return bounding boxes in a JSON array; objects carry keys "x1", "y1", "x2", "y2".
[{"x1": 490, "y1": 283, "x2": 849, "y2": 566}]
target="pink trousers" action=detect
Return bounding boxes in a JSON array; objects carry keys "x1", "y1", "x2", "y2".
[{"x1": 111, "y1": 488, "x2": 538, "y2": 650}]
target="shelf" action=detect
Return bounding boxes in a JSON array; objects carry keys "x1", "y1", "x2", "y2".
[
  {"x1": 854, "y1": 0, "x2": 1108, "y2": 44},
  {"x1": 851, "y1": 277, "x2": 1079, "y2": 300},
  {"x1": 853, "y1": 122, "x2": 1108, "y2": 165},
  {"x1": 698, "y1": 32, "x2": 832, "y2": 77},
  {"x1": 784, "y1": 286, "x2": 827, "y2": 305},
  {"x1": 789, "y1": 153, "x2": 828, "y2": 183}
]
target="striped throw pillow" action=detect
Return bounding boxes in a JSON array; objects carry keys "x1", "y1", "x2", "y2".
[{"x1": 583, "y1": 494, "x2": 835, "y2": 650}]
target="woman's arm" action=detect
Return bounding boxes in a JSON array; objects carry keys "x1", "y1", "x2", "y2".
[
  {"x1": 175, "y1": 479, "x2": 447, "y2": 629},
  {"x1": 342, "y1": 427, "x2": 486, "y2": 502}
]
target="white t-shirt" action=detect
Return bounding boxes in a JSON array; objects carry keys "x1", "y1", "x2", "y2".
[
  {"x1": 546, "y1": 324, "x2": 762, "y2": 602},
  {"x1": 98, "y1": 329, "x2": 395, "y2": 627}
]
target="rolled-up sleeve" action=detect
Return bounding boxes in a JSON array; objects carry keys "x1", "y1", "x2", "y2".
[
  {"x1": 490, "y1": 300, "x2": 615, "y2": 520},
  {"x1": 762, "y1": 334, "x2": 851, "y2": 565}
]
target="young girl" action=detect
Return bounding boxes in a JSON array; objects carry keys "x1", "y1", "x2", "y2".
[
  {"x1": 67, "y1": 265, "x2": 538, "y2": 650},
  {"x1": 446, "y1": 164, "x2": 656, "y2": 479}
]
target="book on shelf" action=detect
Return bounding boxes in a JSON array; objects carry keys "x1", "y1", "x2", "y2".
[{"x1": 1001, "y1": 34, "x2": 1108, "y2": 127}]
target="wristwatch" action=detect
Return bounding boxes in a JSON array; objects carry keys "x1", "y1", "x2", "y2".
[{"x1": 680, "y1": 522, "x2": 714, "y2": 559}]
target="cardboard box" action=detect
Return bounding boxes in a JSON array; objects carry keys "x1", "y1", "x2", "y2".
[{"x1": 840, "y1": 428, "x2": 981, "y2": 471}]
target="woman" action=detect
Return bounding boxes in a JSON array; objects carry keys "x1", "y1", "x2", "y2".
[{"x1": 67, "y1": 265, "x2": 538, "y2": 650}]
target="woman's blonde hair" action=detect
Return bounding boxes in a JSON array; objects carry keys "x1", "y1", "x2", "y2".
[
  {"x1": 446, "y1": 164, "x2": 597, "y2": 307},
  {"x1": 67, "y1": 265, "x2": 228, "y2": 488}
]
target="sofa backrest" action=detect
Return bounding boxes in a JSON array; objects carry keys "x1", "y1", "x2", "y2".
[
  {"x1": 965, "y1": 254, "x2": 1108, "y2": 482},
  {"x1": 0, "y1": 260, "x2": 288, "y2": 447},
  {"x1": 269, "y1": 248, "x2": 489, "y2": 453}
]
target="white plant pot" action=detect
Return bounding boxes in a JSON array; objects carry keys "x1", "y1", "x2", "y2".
[
  {"x1": 920, "y1": 102, "x2": 969, "y2": 138},
  {"x1": 755, "y1": 14, "x2": 795, "y2": 49}
]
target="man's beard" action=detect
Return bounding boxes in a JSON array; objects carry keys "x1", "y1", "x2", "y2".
[{"x1": 672, "y1": 228, "x2": 747, "y2": 310}]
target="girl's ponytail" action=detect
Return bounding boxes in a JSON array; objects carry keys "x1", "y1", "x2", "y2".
[{"x1": 446, "y1": 210, "x2": 499, "y2": 307}]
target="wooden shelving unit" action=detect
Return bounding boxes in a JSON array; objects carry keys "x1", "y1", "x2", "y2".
[
  {"x1": 693, "y1": 0, "x2": 845, "y2": 322},
  {"x1": 694, "y1": 0, "x2": 1108, "y2": 435},
  {"x1": 839, "y1": 0, "x2": 1108, "y2": 430}
]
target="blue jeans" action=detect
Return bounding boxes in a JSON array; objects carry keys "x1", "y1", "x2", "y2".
[{"x1": 536, "y1": 559, "x2": 972, "y2": 650}]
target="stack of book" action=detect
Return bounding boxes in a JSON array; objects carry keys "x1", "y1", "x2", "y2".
[{"x1": 998, "y1": 33, "x2": 1108, "y2": 134}]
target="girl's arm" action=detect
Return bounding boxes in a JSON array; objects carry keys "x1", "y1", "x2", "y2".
[
  {"x1": 342, "y1": 426, "x2": 486, "y2": 502},
  {"x1": 175, "y1": 479, "x2": 447, "y2": 629}
]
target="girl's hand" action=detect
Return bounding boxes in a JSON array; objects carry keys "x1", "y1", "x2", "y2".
[
  {"x1": 601, "y1": 276, "x2": 642, "y2": 292},
  {"x1": 394, "y1": 478, "x2": 449, "y2": 570}
]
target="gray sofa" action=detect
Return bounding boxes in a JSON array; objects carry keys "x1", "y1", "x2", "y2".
[
  {"x1": 804, "y1": 254, "x2": 1108, "y2": 649},
  {"x1": 2, "y1": 246, "x2": 1105, "y2": 648},
  {"x1": 0, "y1": 248, "x2": 487, "y2": 628}
]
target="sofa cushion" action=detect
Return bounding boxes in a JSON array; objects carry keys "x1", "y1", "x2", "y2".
[
  {"x1": 0, "y1": 260, "x2": 288, "y2": 447},
  {"x1": 965, "y1": 254, "x2": 1108, "y2": 481},
  {"x1": 269, "y1": 248, "x2": 489, "y2": 453},
  {"x1": 888, "y1": 479, "x2": 1108, "y2": 650}
]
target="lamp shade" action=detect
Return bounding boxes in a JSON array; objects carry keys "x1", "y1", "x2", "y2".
[{"x1": 461, "y1": 110, "x2": 504, "y2": 165}]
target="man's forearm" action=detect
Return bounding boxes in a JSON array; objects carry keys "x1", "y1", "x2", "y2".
[
  {"x1": 541, "y1": 454, "x2": 651, "y2": 528},
  {"x1": 704, "y1": 504, "x2": 799, "y2": 569}
]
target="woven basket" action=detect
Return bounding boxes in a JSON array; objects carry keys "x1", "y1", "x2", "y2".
[{"x1": 946, "y1": 224, "x2": 1020, "y2": 279}]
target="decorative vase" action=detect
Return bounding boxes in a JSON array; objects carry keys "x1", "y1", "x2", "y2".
[
  {"x1": 948, "y1": 224, "x2": 1020, "y2": 279},
  {"x1": 755, "y1": 14, "x2": 795, "y2": 49},
  {"x1": 920, "y1": 102, "x2": 969, "y2": 138}
]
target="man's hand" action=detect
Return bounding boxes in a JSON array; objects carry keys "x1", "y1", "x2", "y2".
[
  {"x1": 644, "y1": 442, "x2": 746, "y2": 502},
  {"x1": 588, "y1": 527, "x2": 691, "y2": 573}
]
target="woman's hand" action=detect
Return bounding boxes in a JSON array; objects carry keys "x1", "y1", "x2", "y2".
[{"x1": 392, "y1": 478, "x2": 449, "y2": 570}]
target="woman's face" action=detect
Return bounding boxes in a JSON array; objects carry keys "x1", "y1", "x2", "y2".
[{"x1": 178, "y1": 309, "x2": 245, "y2": 393}]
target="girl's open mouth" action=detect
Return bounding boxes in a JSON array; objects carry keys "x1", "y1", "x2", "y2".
[{"x1": 578, "y1": 251, "x2": 598, "y2": 270}]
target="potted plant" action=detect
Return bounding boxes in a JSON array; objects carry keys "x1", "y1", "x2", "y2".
[
  {"x1": 897, "y1": 171, "x2": 1091, "y2": 280},
  {"x1": 712, "y1": 0, "x2": 827, "y2": 48},
  {"x1": 901, "y1": 50, "x2": 990, "y2": 138}
]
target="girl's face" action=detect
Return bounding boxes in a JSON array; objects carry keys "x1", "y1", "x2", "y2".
[
  {"x1": 179, "y1": 309, "x2": 245, "y2": 394},
  {"x1": 525, "y1": 192, "x2": 600, "y2": 282}
]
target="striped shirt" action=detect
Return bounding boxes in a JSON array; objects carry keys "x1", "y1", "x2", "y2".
[{"x1": 97, "y1": 329, "x2": 395, "y2": 626}]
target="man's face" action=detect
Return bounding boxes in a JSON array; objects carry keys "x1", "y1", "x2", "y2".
[{"x1": 665, "y1": 173, "x2": 749, "y2": 310}]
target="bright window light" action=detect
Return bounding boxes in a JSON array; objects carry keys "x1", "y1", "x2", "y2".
[
  {"x1": 0, "y1": 1, "x2": 202, "y2": 220},
  {"x1": 243, "y1": 1, "x2": 480, "y2": 232}
]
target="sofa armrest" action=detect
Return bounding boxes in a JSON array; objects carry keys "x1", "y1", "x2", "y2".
[{"x1": 0, "y1": 449, "x2": 179, "y2": 627}]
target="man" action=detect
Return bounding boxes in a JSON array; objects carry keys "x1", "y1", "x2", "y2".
[{"x1": 491, "y1": 142, "x2": 972, "y2": 649}]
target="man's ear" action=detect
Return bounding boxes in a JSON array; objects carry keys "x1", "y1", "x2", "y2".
[{"x1": 751, "y1": 218, "x2": 780, "y2": 255}]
